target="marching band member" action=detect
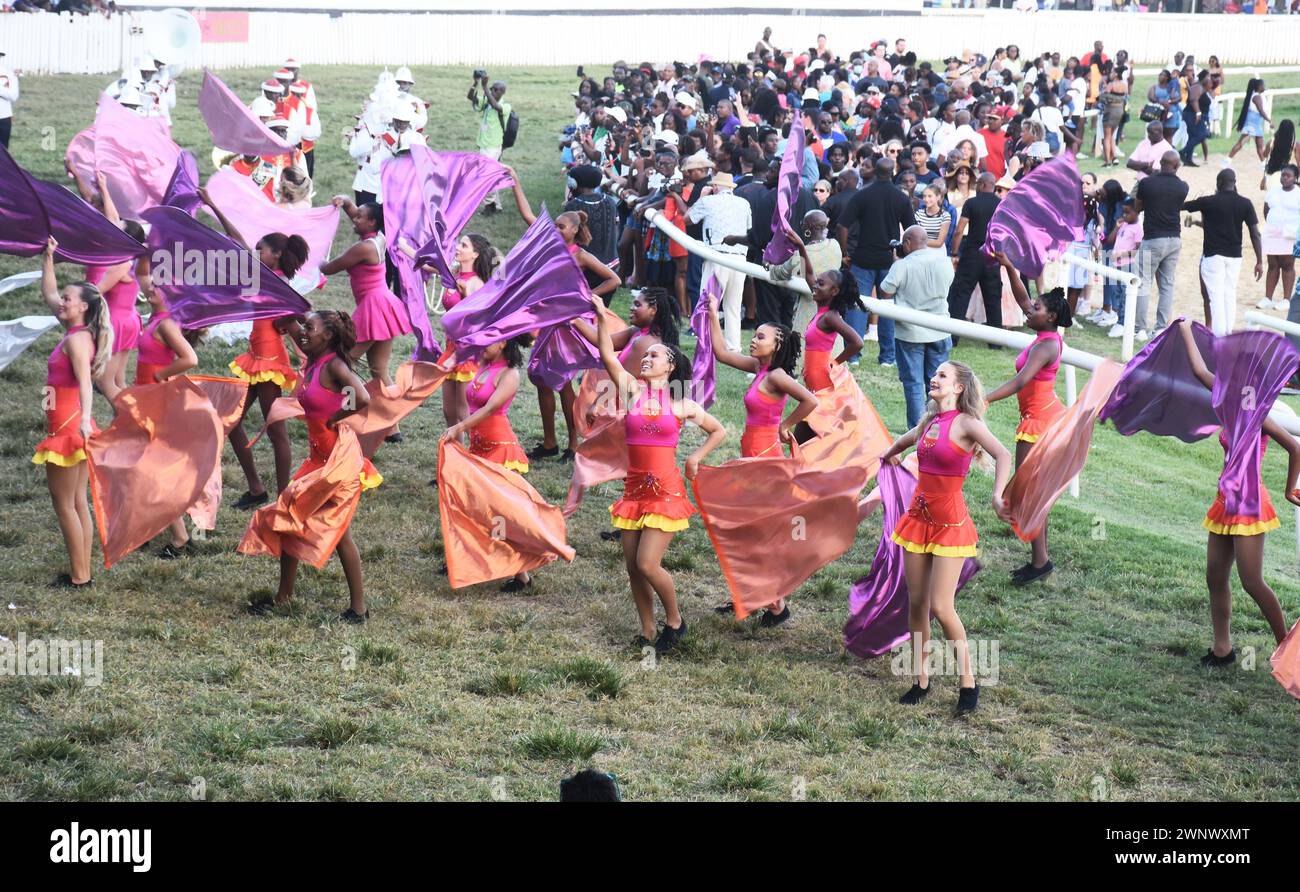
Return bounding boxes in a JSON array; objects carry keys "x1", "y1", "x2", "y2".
[
  {"x1": 283, "y1": 58, "x2": 317, "y2": 113},
  {"x1": 106, "y1": 58, "x2": 156, "y2": 108},
  {"x1": 393, "y1": 66, "x2": 428, "y2": 134},
  {"x1": 261, "y1": 78, "x2": 288, "y2": 118},
  {"x1": 286, "y1": 81, "x2": 320, "y2": 177},
  {"x1": 149, "y1": 54, "x2": 177, "y2": 127}
]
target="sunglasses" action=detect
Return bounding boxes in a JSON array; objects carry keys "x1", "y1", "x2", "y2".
[{"x1": 814, "y1": 187, "x2": 830, "y2": 193}]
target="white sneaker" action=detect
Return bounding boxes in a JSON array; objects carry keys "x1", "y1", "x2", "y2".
[
  {"x1": 1103, "y1": 311, "x2": 1119, "y2": 326},
  {"x1": 1115, "y1": 148, "x2": 1126, "y2": 158},
  {"x1": 1076, "y1": 301, "x2": 1093, "y2": 317},
  {"x1": 1107, "y1": 323, "x2": 1125, "y2": 338},
  {"x1": 1220, "y1": 157, "x2": 1232, "y2": 169},
  {"x1": 1136, "y1": 329, "x2": 1150, "y2": 342},
  {"x1": 1279, "y1": 300, "x2": 1291, "y2": 315},
  {"x1": 866, "y1": 325, "x2": 879, "y2": 342},
  {"x1": 1257, "y1": 297, "x2": 1274, "y2": 310}
]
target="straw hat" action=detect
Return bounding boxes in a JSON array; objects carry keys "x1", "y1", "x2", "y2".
[
  {"x1": 680, "y1": 151, "x2": 714, "y2": 173},
  {"x1": 709, "y1": 172, "x2": 737, "y2": 190}
]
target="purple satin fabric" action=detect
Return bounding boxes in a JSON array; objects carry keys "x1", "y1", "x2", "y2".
[
  {"x1": 442, "y1": 210, "x2": 592, "y2": 360},
  {"x1": 985, "y1": 151, "x2": 1085, "y2": 278},
  {"x1": 380, "y1": 146, "x2": 445, "y2": 361},
  {"x1": 141, "y1": 206, "x2": 312, "y2": 328},
  {"x1": 528, "y1": 316, "x2": 600, "y2": 391},
  {"x1": 411, "y1": 151, "x2": 514, "y2": 283},
  {"x1": 1099, "y1": 322, "x2": 1220, "y2": 442},
  {"x1": 690, "y1": 273, "x2": 718, "y2": 408},
  {"x1": 762, "y1": 115, "x2": 805, "y2": 266},
  {"x1": 198, "y1": 70, "x2": 294, "y2": 157},
  {"x1": 0, "y1": 145, "x2": 146, "y2": 265},
  {"x1": 844, "y1": 463, "x2": 980, "y2": 659},
  {"x1": 162, "y1": 151, "x2": 202, "y2": 217}
]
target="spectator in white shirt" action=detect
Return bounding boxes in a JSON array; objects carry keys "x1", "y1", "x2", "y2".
[
  {"x1": 671, "y1": 172, "x2": 752, "y2": 350},
  {"x1": 948, "y1": 110, "x2": 988, "y2": 161},
  {"x1": 0, "y1": 48, "x2": 17, "y2": 149}
]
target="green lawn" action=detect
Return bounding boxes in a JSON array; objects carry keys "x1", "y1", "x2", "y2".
[{"x1": 0, "y1": 66, "x2": 1297, "y2": 802}]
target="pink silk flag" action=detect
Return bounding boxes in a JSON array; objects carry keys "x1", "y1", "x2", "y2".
[
  {"x1": 1271, "y1": 618, "x2": 1300, "y2": 700},
  {"x1": 1005, "y1": 360, "x2": 1123, "y2": 542},
  {"x1": 198, "y1": 70, "x2": 295, "y2": 156},
  {"x1": 202, "y1": 166, "x2": 340, "y2": 283},
  {"x1": 437, "y1": 441, "x2": 576, "y2": 589},
  {"x1": 66, "y1": 93, "x2": 182, "y2": 220},
  {"x1": 86, "y1": 377, "x2": 225, "y2": 568},
  {"x1": 692, "y1": 446, "x2": 867, "y2": 618}
]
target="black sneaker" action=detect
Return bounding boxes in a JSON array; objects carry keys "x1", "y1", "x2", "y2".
[
  {"x1": 157, "y1": 542, "x2": 192, "y2": 560},
  {"x1": 233, "y1": 490, "x2": 269, "y2": 511},
  {"x1": 247, "y1": 595, "x2": 277, "y2": 615},
  {"x1": 384, "y1": 431, "x2": 405, "y2": 444},
  {"x1": 599, "y1": 529, "x2": 622, "y2": 542},
  {"x1": 654, "y1": 619, "x2": 687, "y2": 655},
  {"x1": 437, "y1": 563, "x2": 449, "y2": 575},
  {"x1": 500, "y1": 576, "x2": 533, "y2": 593},
  {"x1": 899, "y1": 682, "x2": 930, "y2": 705},
  {"x1": 631, "y1": 635, "x2": 653, "y2": 650},
  {"x1": 956, "y1": 684, "x2": 980, "y2": 714},
  {"x1": 428, "y1": 477, "x2": 438, "y2": 488},
  {"x1": 759, "y1": 605, "x2": 791, "y2": 628},
  {"x1": 339, "y1": 607, "x2": 369, "y2": 624},
  {"x1": 50, "y1": 573, "x2": 92, "y2": 589},
  {"x1": 559, "y1": 449, "x2": 575, "y2": 462},
  {"x1": 526, "y1": 443, "x2": 560, "y2": 460},
  {"x1": 713, "y1": 602, "x2": 736, "y2": 615},
  {"x1": 1013, "y1": 561, "x2": 1054, "y2": 586},
  {"x1": 1200, "y1": 648, "x2": 1237, "y2": 667},
  {"x1": 1009, "y1": 562, "x2": 1035, "y2": 580}
]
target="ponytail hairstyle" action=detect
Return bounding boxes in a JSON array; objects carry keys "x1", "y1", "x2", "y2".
[
  {"x1": 766, "y1": 324, "x2": 801, "y2": 376},
  {"x1": 917, "y1": 361, "x2": 993, "y2": 472},
  {"x1": 74, "y1": 282, "x2": 113, "y2": 379},
  {"x1": 827, "y1": 269, "x2": 866, "y2": 317},
  {"x1": 260, "y1": 232, "x2": 310, "y2": 279},
  {"x1": 462, "y1": 232, "x2": 498, "y2": 283},
  {"x1": 638, "y1": 285, "x2": 681, "y2": 347},
  {"x1": 1236, "y1": 78, "x2": 1263, "y2": 133},
  {"x1": 1040, "y1": 286, "x2": 1073, "y2": 329},
  {"x1": 557, "y1": 210, "x2": 592, "y2": 246},
  {"x1": 1266, "y1": 119, "x2": 1296, "y2": 176},
  {"x1": 501, "y1": 333, "x2": 534, "y2": 369},
  {"x1": 121, "y1": 220, "x2": 146, "y2": 244},
  {"x1": 316, "y1": 310, "x2": 357, "y2": 369}
]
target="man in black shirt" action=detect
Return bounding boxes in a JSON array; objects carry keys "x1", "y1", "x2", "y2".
[
  {"x1": 946, "y1": 172, "x2": 1004, "y2": 341},
  {"x1": 733, "y1": 161, "x2": 816, "y2": 328},
  {"x1": 1134, "y1": 151, "x2": 1190, "y2": 336},
  {"x1": 1183, "y1": 168, "x2": 1262, "y2": 335},
  {"x1": 836, "y1": 156, "x2": 916, "y2": 366}
]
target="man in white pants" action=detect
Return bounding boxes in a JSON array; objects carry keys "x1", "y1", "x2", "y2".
[
  {"x1": 670, "y1": 172, "x2": 752, "y2": 350},
  {"x1": 1183, "y1": 168, "x2": 1262, "y2": 335}
]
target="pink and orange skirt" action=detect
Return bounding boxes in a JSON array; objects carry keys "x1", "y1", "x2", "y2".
[
  {"x1": 891, "y1": 472, "x2": 978, "y2": 558},
  {"x1": 231, "y1": 320, "x2": 297, "y2": 390},
  {"x1": 299, "y1": 417, "x2": 383, "y2": 490},
  {"x1": 1204, "y1": 487, "x2": 1280, "y2": 537},
  {"x1": 803, "y1": 350, "x2": 833, "y2": 393},
  {"x1": 1015, "y1": 378, "x2": 1066, "y2": 443},
  {"x1": 438, "y1": 340, "x2": 479, "y2": 384},
  {"x1": 741, "y1": 424, "x2": 784, "y2": 458},
  {"x1": 469, "y1": 415, "x2": 529, "y2": 473},
  {"x1": 609, "y1": 444, "x2": 696, "y2": 532},
  {"x1": 32, "y1": 386, "x2": 97, "y2": 468}
]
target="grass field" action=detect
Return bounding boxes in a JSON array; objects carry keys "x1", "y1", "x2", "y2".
[{"x1": 0, "y1": 64, "x2": 1298, "y2": 802}]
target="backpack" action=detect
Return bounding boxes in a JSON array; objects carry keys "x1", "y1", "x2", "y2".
[{"x1": 497, "y1": 106, "x2": 520, "y2": 150}]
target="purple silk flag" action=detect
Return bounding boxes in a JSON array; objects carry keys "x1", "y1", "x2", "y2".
[
  {"x1": 528, "y1": 317, "x2": 600, "y2": 391},
  {"x1": 690, "y1": 273, "x2": 718, "y2": 408},
  {"x1": 413, "y1": 151, "x2": 515, "y2": 283},
  {"x1": 985, "y1": 151, "x2": 1086, "y2": 278},
  {"x1": 380, "y1": 146, "x2": 447, "y2": 362},
  {"x1": 198, "y1": 71, "x2": 294, "y2": 157},
  {"x1": 844, "y1": 462, "x2": 981, "y2": 658},
  {"x1": 1099, "y1": 321, "x2": 1220, "y2": 442},
  {"x1": 763, "y1": 114, "x2": 805, "y2": 265},
  {"x1": 63, "y1": 93, "x2": 181, "y2": 221},
  {"x1": 141, "y1": 206, "x2": 312, "y2": 328},
  {"x1": 162, "y1": 151, "x2": 202, "y2": 217},
  {"x1": 442, "y1": 209, "x2": 591, "y2": 360},
  {"x1": 0, "y1": 146, "x2": 146, "y2": 265}
]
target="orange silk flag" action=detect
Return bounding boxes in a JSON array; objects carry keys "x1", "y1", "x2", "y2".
[
  {"x1": 341, "y1": 360, "x2": 447, "y2": 458},
  {"x1": 185, "y1": 375, "x2": 250, "y2": 530},
  {"x1": 692, "y1": 447, "x2": 867, "y2": 619},
  {"x1": 238, "y1": 425, "x2": 364, "y2": 568},
  {"x1": 1271, "y1": 618, "x2": 1300, "y2": 700},
  {"x1": 799, "y1": 361, "x2": 893, "y2": 482},
  {"x1": 1005, "y1": 360, "x2": 1123, "y2": 542},
  {"x1": 563, "y1": 413, "x2": 627, "y2": 518},
  {"x1": 86, "y1": 377, "x2": 225, "y2": 568},
  {"x1": 438, "y1": 440, "x2": 575, "y2": 589}
]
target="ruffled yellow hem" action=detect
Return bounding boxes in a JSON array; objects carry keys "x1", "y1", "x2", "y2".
[
  {"x1": 1014, "y1": 432, "x2": 1041, "y2": 444},
  {"x1": 891, "y1": 533, "x2": 978, "y2": 558},
  {"x1": 228, "y1": 361, "x2": 293, "y2": 389},
  {"x1": 502, "y1": 460, "x2": 529, "y2": 474},
  {"x1": 450, "y1": 370, "x2": 475, "y2": 383},
  {"x1": 361, "y1": 470, "x2": 384, "y2": 491},
  {"x1": 610, "y1": 512, "x2": 690, "y2": 532},
  {"x1": 1203, "y1": 516, "x2": 1280, "y2": 537},
  {"x1": 32, "y1": 449, "x2": 87, "y2": 468}
]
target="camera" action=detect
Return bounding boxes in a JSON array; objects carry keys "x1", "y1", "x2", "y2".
[
  {"x1": 473, "y1": 69, "x2": 487, "y2": 81},
  {"x1": 890, "y1": 239, "x2": 905, "y2": 259}
]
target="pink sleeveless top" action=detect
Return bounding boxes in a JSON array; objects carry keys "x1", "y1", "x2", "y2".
[
  {"x1": 443, "y1": 270, "x2": 478, "y2": 311},
  {"x1": 467, "y1": 360, "x2": 514, "y2": 416},
  {"x1": 298, "y1": 355, "x2": 346, "y2": 421},
  {"x1": 138, "y1": 311, "x2": 175, "y2": 367},
  {"x1": 103, "y1": 271, "x2": 138, "y2": 316},
  {"x1": 805, "y1": 307, "x2": 836, "y2": 353},
  {"x1": 47, "y1": 325, "x2": 89, "y2": 389},
  {"x1": 1015, "y1": 330, "x2": 1063, "y2": 382},
  {"x1": 346, "y1": 254, "x2": 389, "y2": 303},
  {"x1": 918, "y1": 410, "x2": 973, "y2": 478},
  {"x1": 624, "y1": 386, "x2": 680, "y2": 448},
  {"x1": 619, "y1": 326, "x2": 652, "y2": 365},
  {"x1": 744, "y1": 369, "x2": 786, "y2": 428}
]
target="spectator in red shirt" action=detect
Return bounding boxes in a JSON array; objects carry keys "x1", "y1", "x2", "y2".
[
  {"x1": 978, "y1": 110, "x2": 1009, "y2": 179},
  {"x1": 1080, "y1": 41, "x2": 1108, "y2": 70}
]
